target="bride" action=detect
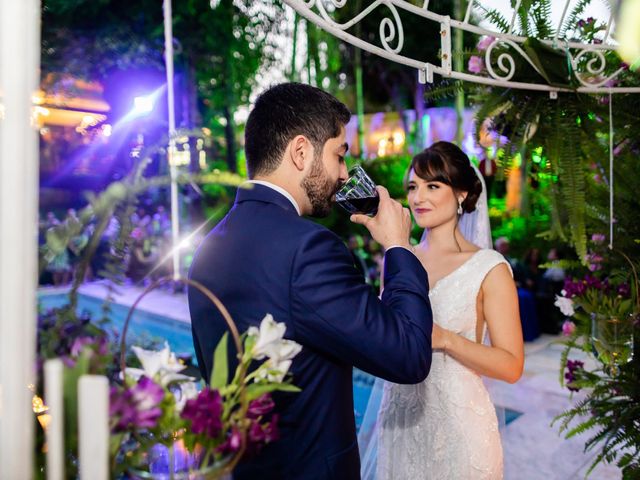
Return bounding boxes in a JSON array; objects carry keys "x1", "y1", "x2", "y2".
[{"x1": 359, "y1": 141, "x2": 524, "y2": 479}]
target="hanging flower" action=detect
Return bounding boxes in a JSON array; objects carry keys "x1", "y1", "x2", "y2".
[
  {"x1": 468, "y1": 55, "x2": 485, "y2": 74},
  {"x1": 476, "y1": 36, "x2": 495, "y2": 51},
  {"x1": 591, "y1": 233, "x2": 606, "y2": 244},
  {"x1": 555, "y1": 295, "x2": 575, "y2": 317}
]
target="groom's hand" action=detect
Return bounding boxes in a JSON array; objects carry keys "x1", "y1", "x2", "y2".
[{"x1": 350, "y1": 186, "x2": 412, "y2": 251}]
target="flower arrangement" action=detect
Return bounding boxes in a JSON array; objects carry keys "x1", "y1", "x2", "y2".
[
  {"x1": 551, "y1": 234, "x2": 639, "y2": 476},
  {"x1": 108, "y1": 313, "x2": 302, "y2": 478}
]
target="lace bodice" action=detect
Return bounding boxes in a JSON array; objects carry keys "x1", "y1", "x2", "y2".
[
  {"x1": 429, "y1": 249, "x2": 509, "y2": 341},
  {"x1": 374, "y1": 249, "x2": 510, "y2": 480}
]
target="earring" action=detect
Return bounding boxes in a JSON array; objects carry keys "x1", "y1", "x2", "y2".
[{"x1": 457, "y1": 202, "x2": 463, "y2": 215}]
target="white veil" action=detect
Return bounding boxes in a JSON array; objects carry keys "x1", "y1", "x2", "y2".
[{"x1": 357, "y1": 162, "x2": 493, "y2": 479}]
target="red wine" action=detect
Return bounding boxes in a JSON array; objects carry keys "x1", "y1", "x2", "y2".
[{"x1": 336, "y1": 196, "x2": 379, "y2": 216}]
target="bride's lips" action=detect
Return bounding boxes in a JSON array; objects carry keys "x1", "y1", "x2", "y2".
[{"x1": 413, "y1": 207, "x2": 432, "y2": 214}]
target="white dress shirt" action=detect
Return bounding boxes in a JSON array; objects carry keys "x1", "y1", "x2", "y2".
[{"x1": 246, "y1": 180, "x2": 301, "y2": 216}]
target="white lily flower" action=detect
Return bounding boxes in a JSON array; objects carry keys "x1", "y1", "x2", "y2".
[
  {"x1": 256, "y1": 359, "x2": 293, "y2": 383},
  {"x1": 125, "y1": 342, "x2": 194, "y2": 386},
  {"x1": 267, "y1": 339, "x2": 303, "y2": 363},
  {"x1": 554, "y1": 295, "x2": 575, "y2": 317},
  {"x1": 175, "y1": 381, "x2": 199, "y2": 412},
  {"x1": 247, "y1": 314, "x2": 302, "y2": 383},
  {"x1": 250, "y1": 314, "x2": 287, "y2": 360}
]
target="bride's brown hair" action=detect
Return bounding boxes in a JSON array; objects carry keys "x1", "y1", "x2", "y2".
[{"x1": 406, "y1": 141, "x2": 482, "y2": 213}]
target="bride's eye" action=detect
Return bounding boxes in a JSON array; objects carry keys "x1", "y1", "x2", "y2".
[
  {"x1": 407, "y1": 184, "x2": 416, "y2": 191},
  {"x1": 427, "y1": 183, "x2": 440, "y2": 190}
]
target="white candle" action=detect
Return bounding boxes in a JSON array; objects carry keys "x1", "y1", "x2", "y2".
[
  {"x1": 45, "y1": 359, "x2": 64, "y2": 480},
  {"x1": 0, "y1": 0, "x2": 40, "y2": 477},
  {"x1": 78, "y1": 375, "x2": 109, "y2": 480}
]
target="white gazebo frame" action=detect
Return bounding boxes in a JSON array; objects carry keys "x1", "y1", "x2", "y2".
[
  {"x1": 0, "y1": 1, "x2": 635, "y2": 479},
  {"x1": 283, "y1": 0, "x2": 640, "y2": 95}
]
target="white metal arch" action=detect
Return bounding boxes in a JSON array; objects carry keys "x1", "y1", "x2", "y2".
[{"x1": 283, "y1": 0, "x2": 640, "y2": 94}]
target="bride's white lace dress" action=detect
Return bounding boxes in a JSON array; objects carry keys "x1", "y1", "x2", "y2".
[{"x1": 375, "y1": 249, "x2": 509, "y2": 479}]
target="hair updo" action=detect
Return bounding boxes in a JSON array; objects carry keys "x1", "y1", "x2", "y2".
[{"x1": 408, "y1": 141, "x2": 482, "y2": 213}]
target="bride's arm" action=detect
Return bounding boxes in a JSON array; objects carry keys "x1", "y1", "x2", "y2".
[{"x1": 434, "y1": 263, "x2": 524, "y2": 383}]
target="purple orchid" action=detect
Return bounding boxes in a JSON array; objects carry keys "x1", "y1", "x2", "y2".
[
  {"x1": 110, "y1": 376, "x2": 164, "y2": 432},
  {"x1": 70, "y1": 335, "x2": 110, "y2": 357},
  {"x1": 216, "y1": 426, "x2": 242, "y2": 455},
  {"x1": 565, "y1": 360, "x2": 585, "y2": 392},
  {"x1": 591, "y1": 233, "x2": 606, "y2": 244},
  {"x1": 247, "y1": 393, "x2": 275, "y2": 419},
  {"x1": 180, "y1": 388, "x2": 223, "y2": 438},
  {"x1": 244, "y1": 414, "x2": 280, "y2": 456},
  {"x1": 563, "y1": 278, "x2": 587, "y2": 298},
  {"x1": 617, "y1": 283, "x2": 631, "y2": 298}
]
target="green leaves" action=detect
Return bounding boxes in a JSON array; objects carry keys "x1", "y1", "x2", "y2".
[
  {"x1": 245, "y1": 383, "x2": 302, "y2": 402},
  {"x1": 210, "y1": 332, "x2": 229, "y2": 390}
]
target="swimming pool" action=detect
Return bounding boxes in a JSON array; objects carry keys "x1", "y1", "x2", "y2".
[{"x1": 38, "y1": 292, "x2": 195, "y2": 356}]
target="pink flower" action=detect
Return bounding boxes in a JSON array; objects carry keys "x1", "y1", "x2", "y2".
[
  {"x1": 468, "y1": 56, "x2": 485, "y2": 74},
  {"x1": 476, "y1": 36, "x2": 495, "y2": 51},
  {"x1": 562, "y1": 320, "x2": 576, "y2": 336},
  {"x1": 591, "y1": 233, "x2": 606, "y2": 243}
]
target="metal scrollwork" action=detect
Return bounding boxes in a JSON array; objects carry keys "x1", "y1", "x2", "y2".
[
  {"x1": 283, "y1": 0, "x2": 640, "y2": 94},
  {"x1": 484, "y1": 38, "x2": 544, "y2": 82},
  {"x1": 311, "y1": 0, "x2": 405, "y2": 54},
  {"x1": 571, "y1": 48, "x2": 624, "y2": 88}
]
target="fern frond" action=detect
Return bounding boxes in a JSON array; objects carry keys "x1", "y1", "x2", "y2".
[
  {"x1": 560, "y1": 0, "x2": 593, "y2": 39},
  {"x1": 476, "y1": 5, "x2": 511, "y2": 34},
  {"x1": 423, "y1": 80, "x2": 469, "y2": 102}
]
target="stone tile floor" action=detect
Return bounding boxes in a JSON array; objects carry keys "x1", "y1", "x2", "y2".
[{"x1": 486, "y1": 335, "x2": 621, "y2": 479}]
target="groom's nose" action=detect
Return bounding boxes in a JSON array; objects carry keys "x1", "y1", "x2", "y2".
[{"x1": 339, "y1": 163, "x2": 348, "y2": 182}]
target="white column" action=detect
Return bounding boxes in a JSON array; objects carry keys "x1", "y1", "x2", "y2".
[
  {"x1": 45, "y1": 359, "x2": 65, "y2": 480},
  {"x1": 0, "y1": 0, "x2": 41, "y2": 478},
  {"x1": 78, "y1": 375, "x2": 109, "y2": 480},
  {"x1": 163, "y1": 0, "x2": 181, "y2": 280}
]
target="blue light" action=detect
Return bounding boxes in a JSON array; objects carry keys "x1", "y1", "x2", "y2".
[{"x1": 133, "y1": 95, "x2": 154, "y2": 115}]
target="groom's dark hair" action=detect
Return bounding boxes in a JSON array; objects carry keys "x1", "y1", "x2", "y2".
[{"x1": 244, "y1": 82, "x2": 351, "y2": 178}]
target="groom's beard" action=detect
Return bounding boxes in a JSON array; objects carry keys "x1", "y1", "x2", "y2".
[{"x1": 301, "y1": 155, "x2": 342, "y2": 218}]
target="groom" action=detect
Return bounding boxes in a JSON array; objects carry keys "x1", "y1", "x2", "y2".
[{"x1": 188, "y1": 83, "x2": 433, "y2": 479}]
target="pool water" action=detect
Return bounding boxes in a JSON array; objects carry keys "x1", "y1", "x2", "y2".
[
  {"x1": 38, "y1": 292, "x2": 522, "y2": 432},
  {"x1": 38, "y1": 293, "x2": 195, "y2": 356}
]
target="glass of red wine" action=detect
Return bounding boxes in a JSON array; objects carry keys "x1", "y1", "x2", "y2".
[{"x1": 335, "y1": 165, "x2": 380, "y2": 216}]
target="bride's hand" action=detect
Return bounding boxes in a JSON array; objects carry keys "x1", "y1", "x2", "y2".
[{"x1": 432, "y1": 324, "x2": 452, "y2": 351}]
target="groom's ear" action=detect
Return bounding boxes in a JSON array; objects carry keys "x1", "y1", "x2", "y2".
[{"x1": 288, "y1": 135, "x2": 313, "y2": 172}]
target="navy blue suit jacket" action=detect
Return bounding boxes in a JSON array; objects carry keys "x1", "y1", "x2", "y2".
[{"x1": 188, "y1": 184, "x2": 432, "y2": 479}]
